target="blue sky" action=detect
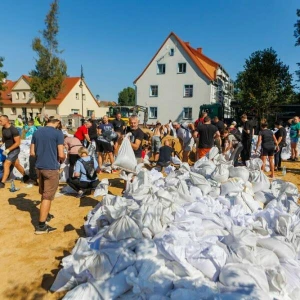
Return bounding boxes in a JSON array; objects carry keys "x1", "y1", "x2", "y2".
[{"x1": 1, "y1": 0, "x2": 299, "y2": 101}]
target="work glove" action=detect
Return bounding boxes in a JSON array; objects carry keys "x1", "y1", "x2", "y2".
[{"x1": 3, "y1": 149, "x2": 10, "y2": 156}]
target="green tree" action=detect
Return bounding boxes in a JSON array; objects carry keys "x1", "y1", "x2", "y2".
[
  {"x1": 118, "y1": 87, "x2": 135, "y2": 106},
  {"x1": 29, "y1": 0, "x2": 67, "y2": 113},
  {"x1": 294, "y1": 9, "x2": 300, "y2": 82},
  {"x1": 235, "y1": 48, "x2": 294, "y2": 119},
  {"x1": 0, "y1": 57, "x2": 8, "y2": 100}
]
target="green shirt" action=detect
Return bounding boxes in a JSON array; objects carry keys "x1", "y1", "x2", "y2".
[{"x1": 290, "y1": 122, "x2": 300, "y2": 138}]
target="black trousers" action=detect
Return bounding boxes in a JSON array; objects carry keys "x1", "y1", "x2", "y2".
[
  {"x1": 29, "y1": 155, "x2": 37, "y2": 181},
  {"x1": 241, "y1": 139, "x2": 252, "y2": 163},
  {"x1": 274, "y1": 147, "x2": 283, "y2": 168},
  {"x1": 67, "y1": 177, "x2": 99, "y2": 192},
  {"x1": 69, "y1": 154, "x2": 80, "y2": 179},
  {"x1": 229, "y1": 143, "x2": 244, "y2": 167}
]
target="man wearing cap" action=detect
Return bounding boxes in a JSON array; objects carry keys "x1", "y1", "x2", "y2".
[
  {"x1": 74, "y1": 120, "x2": 92, "y2": 146},
  {"x1": 30, "y1": 115, "x2": 65, "y2": 234}
]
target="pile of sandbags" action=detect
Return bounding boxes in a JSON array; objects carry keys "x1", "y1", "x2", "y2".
[{"x1": 51, "y1": 155, "x2": 300, "y2": 300}]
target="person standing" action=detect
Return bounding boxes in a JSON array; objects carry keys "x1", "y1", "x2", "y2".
[
  {"x1": 195, "y1": 112, "x2": 207, "y2": 128},
  {"x1": 240, "y1": 114, "x2": 253, "y2": 164},
  {"x1": 64, "y1": 135, "x2": 82, "y2": 178},
  {"x1": 255, "y1": 122, "x2": 278, "y2": 178},
  {"x1": 112, "y1": 112, "x2": 126, "y2": 135},
  {"x1": 0, "y1": 115, "x2": 29, "y2": 188},
  {"x1": 152, "y1": 122, "x2": 164, "y2": 163},
  {"x1": 14, "y1": 115, "x2": 24, "y2": 137},
  {"x1": 30, "y1": 116, "x2": 65, "y2": 234},
  {"x1": 88, "y1": 113, "x2": 98, "y2": 144},
  {"x1": 34, "y1": 113, "x2": 42, "y2": 128},
  {"x1": 74, "y1": 120, "x2": 92, "y2": 146},
  {"x1": 127, "y1": 115, "x2": 144, "y2": 163},
  {"x1": 288, "y1": 116, "x2": 300, "y2": 161},
  {"x1": 213, "y1": 116, "x2": 225, "y2": 132},
  {"x1": 274, "y1": 120, "x2": 287, "y2": 170},
  {"x1": 196, "y1": 116, "x2": 220, "y2": 159},
  {"x1": 24, "y1": 120, "x2": 38, "y2": 140}
]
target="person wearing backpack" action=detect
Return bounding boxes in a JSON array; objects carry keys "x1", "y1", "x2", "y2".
[{"x1": 67, "y1": 147, "x2": 101, "y2": 198}]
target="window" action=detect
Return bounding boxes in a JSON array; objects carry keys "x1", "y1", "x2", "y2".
[
  {"x1": 149, "y1": 107, "x2": 157, "y2": 119},
  {"x1": 71, "y1": 109, "x2": 79, "y2": 114},
  {"x1": 76, "y1": 93, "x2": 79, "y2": 100},
  {"x1": 184, "y1": 85, "x2": 193, "y2": 97},
  {"x1": 83, "y1": 94, "x2": 86, "y2": 100},
  {"x1": 87, "y1": 110, "x2": 94, "y2": 117},
  {"x1": 150, "y1": 85, "x2": 158, "y2": 97},
  {"x1": 178, "y1": 63, "x2": 186, "y2": 74},
  {"x1": 10, "y1": 108, "x2": 17, "y2": 115},
  {"x1": 16, "y1": 92, "x2": 19, "y2": 100},
  {"x1": 183, "y1": 107, "x2": 192, "y2": 120},
  {"x1": 170, "y1": 48, "x2": 174, "y2": 56},
  {"x1": 157, "y1": 64, "x2": 165, "y2": 74},
  {"x1": 22, "y1": 92, "x2": 26, "y2": 99}
]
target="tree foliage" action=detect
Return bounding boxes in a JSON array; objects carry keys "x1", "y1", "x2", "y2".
[
  {"x1": 0, "y1": 57, "x2": 8, "y2": 99},
  {"x1": 29, "y1": 0, "x2": 67, "y2": 106},
  {"x1": 118, "y1": 87, "x2": 135, "y2": 106},
  {"x1": 294, "y1": 9, "x2": 300, "y2": 82},
  {"x1": 235, "y1": 48, "x2": 294, "y2": 118}
]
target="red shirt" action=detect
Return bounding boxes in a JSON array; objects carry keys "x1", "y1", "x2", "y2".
[{"x1": 74, "y1": 125, "x2": 88, "y2": 141}]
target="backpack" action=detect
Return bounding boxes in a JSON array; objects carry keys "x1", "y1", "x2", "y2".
[
  {"x1": 230, "y1": 129, "x2": 242, "y2": 142},
  {"x1": 79, "y1": 157, "x2": 97, "y2": 180},
  {"x1": 180, "y1": 124, "x2": 192, "y2": 139}
]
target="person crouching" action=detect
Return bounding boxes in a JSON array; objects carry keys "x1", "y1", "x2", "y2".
[{"x1": 67, "y1": 147, "x2": 100, "y2": 198}]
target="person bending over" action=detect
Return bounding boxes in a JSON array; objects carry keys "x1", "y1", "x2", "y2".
[
  {"x1": 67, "y1": 147, "x2": 101, "y2": 198},
  {"x1": 157, "y1": 140, "x2": 174, "y2": 171}
]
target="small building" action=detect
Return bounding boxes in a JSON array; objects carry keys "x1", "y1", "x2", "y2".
[
  {"x1": 134, "y1": 32, "x2": 234, "y2": 124},
  {"x1": 0, "y1": 75, "x2": 109, "y2": 121}
]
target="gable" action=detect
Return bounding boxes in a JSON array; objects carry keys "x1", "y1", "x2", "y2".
[{"x1": 12, "y1": 77, "x2": 31, "y2": 90}]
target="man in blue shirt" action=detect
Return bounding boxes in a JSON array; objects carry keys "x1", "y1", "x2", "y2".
[{"x1": 30, "y1": 115, "x2": 65, "y2": 234}]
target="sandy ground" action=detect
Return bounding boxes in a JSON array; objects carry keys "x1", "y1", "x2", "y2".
[{"x1": 0, "y1": 151, "x2": 299, "y2": 299}]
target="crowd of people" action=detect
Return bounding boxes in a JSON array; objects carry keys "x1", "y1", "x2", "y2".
[{"x1": 0, "y1": 110, "x2": 300, "y2": 234}]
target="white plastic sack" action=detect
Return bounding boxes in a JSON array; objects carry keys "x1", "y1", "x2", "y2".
[
  {"x1": 228, "y1": 166, "x2": 250, "y2": 183},
  {"x1": 211, "y1": 164, "x2": 229, "y2": 183},
  {"x1": 221, "y1": 178, "x2": 244, "y2": 196},
  {"x1": 94, "y1": 178, "x2": 109, "y2": 197}
]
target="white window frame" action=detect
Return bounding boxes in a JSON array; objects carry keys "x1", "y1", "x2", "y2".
[
  {"x1": 183, "y1": 107, "x2": 192, "y2": 120},
  {"x1": 184, "y1": 85, "x2": 193, "y2": 97},
  {"x1": 149, "y1": 85, "x2": 158, "y2": 97},
  {"x1": 87, "y1": 110, "x2": 94, "y2": 117},
  {"x1": 71, "y1": 109, "x2": 79, "y2": 114},
  {"x1": 76, "y1": 93, "x2": 79, "y2": 100},
  {"x1": 10, "y1": 108, "x2": 17, "y2": 115},
  {"x1": 157, "y1": 63, "x2": 165, "y2": 74},
  {"x1": 170, "y1": 48, "x2": 174, "y2": 56},
  {"x1": 149, "y1": 107, "x2": 158, "y2": 119},
  {"x1": 16, "y1": 92, "x2": 19, "y2": 100},
  {"x1": 178, "y1": 63, "x2": 186, "y2": 74},
  {"x1": 22, "y1": 92, "x2": 26, "y2": 99}
]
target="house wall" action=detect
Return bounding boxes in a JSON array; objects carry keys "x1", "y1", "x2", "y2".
[
  {"x1": 11, "y1": 78, "x2": 33, "y2": 103},
  {"x1": 58, "y1": 81, "x2": 102, "y2": 117},
  {"x1": 135, "y1": 35, "x2": 212, "y2": 124}
]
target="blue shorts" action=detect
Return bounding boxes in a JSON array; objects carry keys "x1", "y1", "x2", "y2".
[{"x1": 291, "y1": 137, "x2": 299, "y2": 144}]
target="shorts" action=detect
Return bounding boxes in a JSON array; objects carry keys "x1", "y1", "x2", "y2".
[
  {"x1": 261, "y1": 147, "x2": 275, "y2": 157},
  {"x1": 152, "y1": 136, "x2": 162, "y2": 153},
  {"x1": 37, "y1": 169, "x2": 60, "y2": 200},
  {"x1": 183, "y1": 139, "x2": 194, "y2": 152},
  {"x1": 291, "y1": 137, "x2": 299, "y2": 144},
  {"x1": 6, "y1": 148, "x2": 20, "y2": 163},
  {"x1": 96, "y1": 140, "x2": 114, "y2": 153},
  {"x1": 198, "y1": 148, "x2": 211, "y2": 158}
]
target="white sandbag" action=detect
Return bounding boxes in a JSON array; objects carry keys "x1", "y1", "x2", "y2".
[
  {"x1": 211, "y1": 164, "x2": 229, "y2": 183},
  {"x1": 171, "y1": 155, "x2": 182, "y2": 165},
  {"x1": 94, "y1": 178, "x2": 109, "y2": 197},
  {"x1": 254, "y1": 190, "x2": 274, "y2": 204},
  {"x1": 257, "y1": 237, "x2": 296, "y2": 260},
  {"x1": 241, "y1": 192, "x2": 261, "y2": 213},
  {"x1": 255, "y1": 247, "x2": 280, "y2": 269},
  {"x1": 220, "y1": 178, "x2": 244, "y2": 196},
  {"x1": 63, "y1": 281, "x2": 103, "y2": 300},
  {"x1": 251, "y1": 171, "x2": 270, "y2": 193},
  {"x1": 208, "y1": 146, "x2": 219, "y2": 159},
  {"x1": 113, "y1": 134, "x2": 137, "y2": 172},
  {"x1": 228, "y1": 166, "x2": 250, "y2": 183},
  {"x1": 266, "y1": 267, "x2": 287, "y2": 294},
  {"x1": 104, "y1": 215, "x2": 143, "y2": 241},
  {"x1": 192, "y1": 160, "x2": 216, "y2": 177},
  {"x1": 219, "y1": 263, "x2": 269, "y2": 294}
]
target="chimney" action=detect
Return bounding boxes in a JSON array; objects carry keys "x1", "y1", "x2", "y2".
[{"x1": 197, "y1": 47, "x2": 202, "y2": 54}]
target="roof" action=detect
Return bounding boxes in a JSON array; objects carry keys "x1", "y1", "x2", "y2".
[
  {"x1": 0, "y1": 75, "x2": 100, "y2": 107},
  {"x1": 134, "y1": 32, "x2": 220, "y2": 83}
]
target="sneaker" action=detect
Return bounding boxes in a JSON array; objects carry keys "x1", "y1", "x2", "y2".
[
  {"x1": 287, "y1": 158, "x2": 294, "y2": 161},
  {"x1": 46, "y1": 214, "x2": 54, "y2": 223},
  {"x1": 76, "y1": 190, "x2": 85, "y2": 198},
  {"x1": 23, "y1": 174, "x2": 30, "y2": 183},
  {"x1": 112, "y1": 169, "x2": 118, "y2": 173},
  {"x1": 35, "y1": 224, "x2": 57, "y2": 235},
  {"x1": 0, "y1": 182, "x2": 5, "y2": 189}
]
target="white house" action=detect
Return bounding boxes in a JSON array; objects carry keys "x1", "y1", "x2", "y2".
[
  {"x1": 134, "y1": 32, "x2": 234, "y2": 124},
  {"x1": 0, "y1": 75, "x2": 109, "y2": 121}
]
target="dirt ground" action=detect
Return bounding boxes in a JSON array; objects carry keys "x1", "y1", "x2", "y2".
[{"x1": 0, "y1": 157, "x2": 299, "y2": 300}]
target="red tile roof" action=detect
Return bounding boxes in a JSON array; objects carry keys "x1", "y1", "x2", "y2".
[{"x1": 134, "y1": 32, "x2": 220, "y2": 83}]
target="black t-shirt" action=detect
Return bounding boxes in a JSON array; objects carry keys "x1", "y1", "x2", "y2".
[
  {"x1": 88, "y1": 120, "x2": 98, "y2": 138},
  {"x1": 127, "y1": 127, "x2": 144, "y2": 158},
  {"x1": 242, "y1": 120, "x2": 253, "y2": 141},
  {"x1": 259, "y1": 129, "x2": 275, "y2": 149},
  {"x1": 112, "y1": 119, "x2": 125, "y2": 134},
  {"x1": 275, "y1": 127, "x2": 286, "y2": 146},
  {"x1": 158, "y1": 146, "x2": 173, "y2": 163},
  {"x1": 2, "y1": 126, "x2": 20, "y2": 149},
  {"x1": 213, "y1": 120, "x2": 225, "y2": 132},
  {"x1": 197, "y1": 124, "x2": 218, "y2": 148}
]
